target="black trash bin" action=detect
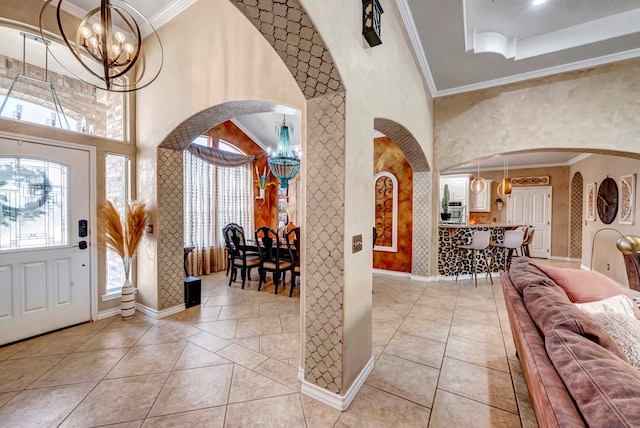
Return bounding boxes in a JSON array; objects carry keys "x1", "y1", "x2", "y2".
[{"x1": 184, "y1": 276, "x2": 201, "y2": 308}]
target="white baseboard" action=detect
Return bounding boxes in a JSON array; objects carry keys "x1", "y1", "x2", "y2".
[
  {"x1": 136, "y1": 302, "x2": 186, "y2": 319},
  {"x1": 550, "y1": 256, "x2": 582, "y2": 262},
  {"x1": 97, "y1": 307, "x2": 120, "y2": 320},
  {"x1": 410, "y1": 275, "x2": 437, "y2": 282},
  {"x1": 372, "y1": 269, "x2": 411, "y2": 278},
  {"x1": 581, "y1": 264, "x2": 591, "y2": 271},
  {"x1": 300, "y1": 357, "x2": 375, "y2": 411}
]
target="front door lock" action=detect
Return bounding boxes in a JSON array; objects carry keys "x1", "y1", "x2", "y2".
[{"x1": 78, "y1": 241, "x2": 87, "y2": 250}]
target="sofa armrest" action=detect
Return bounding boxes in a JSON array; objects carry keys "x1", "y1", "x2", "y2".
[{"x1": 501, "y1": 273, "x2": 585, "y2": 428}]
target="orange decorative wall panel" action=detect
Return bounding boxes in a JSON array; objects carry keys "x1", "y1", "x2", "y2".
[
  {"x1": 205, "y1": 121, "x2": 279, "y2": 229},
  {"x1": 373, "y1": 137, "x2": 413, "y2": 273}
]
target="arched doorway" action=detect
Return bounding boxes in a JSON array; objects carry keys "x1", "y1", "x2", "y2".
[{"x1": 371, "y1": 118, "x2": 431, "y2": 278}]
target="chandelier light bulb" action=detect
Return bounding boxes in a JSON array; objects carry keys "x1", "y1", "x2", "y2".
[
  {"x1": 89, "y1": 37, "x2": 98, "y2": 48},
  {"x1": 111, "y1": 44, "x2": 121, "y2": 56},
  {"x1": 115, "y1": 31, "x2": 126, "y2": 43},
  {"x1": 124, "y1": 43, "x2": 135, "y2": 54},
  {"x1": 80, "y1": 26, "x2": 92, "y2": 39},
  {"x1": 92, "y1": 22, "x2": 103, "y2": 34}
]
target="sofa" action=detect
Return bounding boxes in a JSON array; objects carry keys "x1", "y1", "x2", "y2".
[{"x1": 501, "y1": 257, "x2": 640, "y2": 427}]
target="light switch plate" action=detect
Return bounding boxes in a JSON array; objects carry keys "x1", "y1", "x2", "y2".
[{"x1": 352, "y1": 234, "x2": 363, "y2": 253}]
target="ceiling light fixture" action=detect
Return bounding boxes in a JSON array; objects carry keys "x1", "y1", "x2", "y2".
[
  {"x1": 470, "y1": 161, "x2": 487, "y2": 194},
  {"x1": 496, "y1": 158, "x2": 512, "y2": 197},
  {"x1": 532, "y1": 0, "x2": 548, "y2": 5},
  {"x1": 268, "y1": 115, "x2": 300, "y2": 189},
  {"x1": 39, "y1": 0, "x2": 163, "y2": 92},
  {"x1": 0, "y1": 32, "x2": 70, "y2": 129}
]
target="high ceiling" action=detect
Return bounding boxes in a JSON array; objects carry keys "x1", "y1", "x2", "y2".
[
  {"x1": 12, "y1": 0, "x2": 637, "y2": 167},
  {"x1": 401, "y1": 0, "x2": 640, "y2": 96}
]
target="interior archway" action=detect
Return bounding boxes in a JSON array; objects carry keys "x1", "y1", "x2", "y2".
[{"x1": 373, "y1": 118, "x2": 431, "y2": 278}]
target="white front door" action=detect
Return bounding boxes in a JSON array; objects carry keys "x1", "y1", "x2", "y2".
[
  {"x1": 507, "y1": 186, "x2": 552, "y2": 259},
  {"x1": 0, "y1": 139, "x2": 91, "y2": 345}
]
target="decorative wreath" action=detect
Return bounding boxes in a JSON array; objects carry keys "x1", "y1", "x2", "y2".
[{"x1": 0, "y1": 165, "x2": 52, "y2": 221}]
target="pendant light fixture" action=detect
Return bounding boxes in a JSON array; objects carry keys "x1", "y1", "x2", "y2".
[
  {"x1": 496, "y1": 157, "x2": 512, "y2": 197},
  {"x1": 470, "y1": 161, "x2": 487, "y2": 194},
  {"x1": 39, "y1": 0, "x2": 163, "y2": 92}
]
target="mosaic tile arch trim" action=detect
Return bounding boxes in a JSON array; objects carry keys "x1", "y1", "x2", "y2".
[
  {"x1": 570, "y1": 172, "x2": 583, "y2": 259},
  {"x1": 158, "y1": 100, "x2": 297, "y2": 151},
  {"x1": 374, "y1": 118, "x2": 430, "y2": 172},
  {"x1": 229, "y1": 0, "x2": 344, "y2": 100}
]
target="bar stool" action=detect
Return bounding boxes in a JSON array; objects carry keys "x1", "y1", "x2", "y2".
[
  {"x1": 491, "y1": 229, "x2": 526, "y2": 272},
  {"x1": 521, "y1": 228, "x2": 535, "y2": 257},
  {"x1": 455, "y1": 230, "x2": 493, "y2": 287}
]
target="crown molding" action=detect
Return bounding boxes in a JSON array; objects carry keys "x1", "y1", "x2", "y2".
[
  {"x1": 434, "y1": 47, "x2": 640, "y2": 97},
  {"x1": 445, "y1": 153, "x2": 592, "y2": 174},
  {"x1": 150, "y1": 0, "x2": 198, "y2": 30},
  {"x1": 395, "y1": 0, "x2": 437, "y2": 97},
  {"x1": 566, "y1": 153, "x2": 592, "y2": 165},
  {"x1": 230, "y1": 118, "x2": 268, "y2": 151}
]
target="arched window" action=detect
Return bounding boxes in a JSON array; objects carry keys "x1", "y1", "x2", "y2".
[
  {"x1": 219, "y1": 140, "x2": 245, "y2": 155},
  {"x1": 373, "y1": 171, "x2": 398, "y2": 252}
]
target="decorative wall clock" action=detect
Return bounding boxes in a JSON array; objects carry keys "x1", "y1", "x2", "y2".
[
  {"x1": 619, "y1": 174, "x2": 635, "y2": 225},
  {"x1": 597, "y1": 177, "x2": 618, "y2": 224},
  {"x1": 585, "y1": 182, "x2": 596, "y2": 222}
]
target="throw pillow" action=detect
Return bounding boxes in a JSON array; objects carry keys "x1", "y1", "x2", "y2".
[
  {"x1": 575, "y1": 294, "x2": 638, "y2": 319},
  {"x1": 523, "y1": 285, "x2": 628, "y2": 361},
  {"x1": 545, "y1": 328, "x2": 640, "y2": 427},
  {"x1": 533, "y1": 262, "x2": 640, "y2": 320},
  {"x1": 590, "y1": 311, "x2": 640, "y2": 371}
]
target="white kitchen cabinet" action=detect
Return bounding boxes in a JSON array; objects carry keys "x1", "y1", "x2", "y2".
[
  {"x1": 469, "y1": 179, "x2": 493, "y2": 212},
  {"x1": 440, "y1": 175, "x2": 469, "y2": 203}
]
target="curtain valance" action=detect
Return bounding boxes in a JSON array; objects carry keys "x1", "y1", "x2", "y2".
[{"x1": 186, "y1": 144, "x2": 255, "y2": 167}]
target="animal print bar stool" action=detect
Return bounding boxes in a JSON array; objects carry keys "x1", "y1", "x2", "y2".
[{"x1": 455, "y1": 230, "x2": 493, "y2": 287}]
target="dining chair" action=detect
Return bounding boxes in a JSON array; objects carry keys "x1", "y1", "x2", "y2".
[
  {"x1": 285, "y1": 226, "x2": 300, "y2": 297},
  {"x1": 223, "y1": 223, "x2": 243, "y2": 276},
  {"x1": 491, "y1": 229, "x2": 526, "y2": 272},
  {"x1": 255, "y1": 226, "x2": 292, "y2": 294},
  {"x1": 225, "y1": 224, "x2": 260, "y2": 288},
  {"x1": 455, "y1": 230, "x2": 492, "y2": 287}
]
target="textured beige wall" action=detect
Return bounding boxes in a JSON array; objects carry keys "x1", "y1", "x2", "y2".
[
  {"x1": 299, "y1": 0, "x2": 434, "y2": 389},
  {"x1": 570, "y1": 154, "x2": 640, "y2": 286},
  {"x1": 434, "y1": 58, "x2": 640, "y2": 171}
]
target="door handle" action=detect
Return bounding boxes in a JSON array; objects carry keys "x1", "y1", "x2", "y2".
[{"x1": 78, "y1": 241, "x2": 87, "y2": 250}]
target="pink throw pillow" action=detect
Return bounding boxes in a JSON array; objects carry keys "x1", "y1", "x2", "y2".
[{"x1": 533, "y1": 262, "x2": 640, "y2": 320}]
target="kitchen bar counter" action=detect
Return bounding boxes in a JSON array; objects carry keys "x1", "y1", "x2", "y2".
[{"x1": 438, "y1": 224, "x2": 522, "y2": 276}]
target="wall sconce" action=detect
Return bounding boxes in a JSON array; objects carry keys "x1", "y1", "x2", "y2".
[
  {"x1": 496, "y1": 198, "x2": 504, "y2": 212},
  {"x1": 362, "y1": 0, "x2": 384, "y2": 47}
]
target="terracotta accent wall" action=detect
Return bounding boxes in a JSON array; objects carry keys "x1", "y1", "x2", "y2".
[
  {"x1": 373, "y1": 137, "x2": 413, "y2": 273},
  {"x1": 205, "y1": 120, "x2": 278, "y2": 229},
  {"x1": 465, "y1": 166, "x2": 569, "y2": 257}
]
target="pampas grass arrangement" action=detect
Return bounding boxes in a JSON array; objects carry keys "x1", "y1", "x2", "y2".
[{"x1": 99, "y1": 200, "x2": 148, "y2": 319}]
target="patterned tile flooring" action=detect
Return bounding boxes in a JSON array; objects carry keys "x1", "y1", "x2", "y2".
[{"x1": 0, "y1": 262, "x2": 576, "y2": 427}]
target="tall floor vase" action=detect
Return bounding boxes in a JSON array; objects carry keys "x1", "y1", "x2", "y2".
[{"x1": 121, "y1": 279, "x2": 135, "y2": 319}]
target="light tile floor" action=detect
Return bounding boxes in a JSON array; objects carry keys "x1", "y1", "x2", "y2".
[{"x1": 0, "y1": 265, "x2": 562, "y2": 427}]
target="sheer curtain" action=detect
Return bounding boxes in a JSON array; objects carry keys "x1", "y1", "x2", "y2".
[
  {"x1": 216, "y1": 164, "x2": 255, "y2": 243},
  {"x1": 184, "y1": 152, "x2": 254, "y2": 276}
]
